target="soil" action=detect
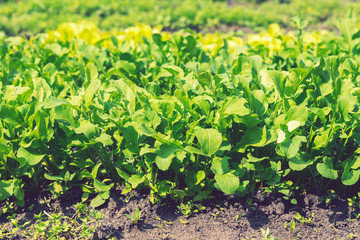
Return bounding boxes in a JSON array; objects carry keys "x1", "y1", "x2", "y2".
[{"x1": 1, "y1": 187, "x2": 360, "y2": 240}]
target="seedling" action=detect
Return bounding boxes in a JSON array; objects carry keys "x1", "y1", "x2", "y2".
[
  {"x1": 179, "y1": 218, "x2": 189, "y2": 224},
  {"x1": 261, "y1": 228, "x2": 277, "y2": 240},
  {"x1": 348, "y1": 192, "x2": 360, "y2": 218},
  {"x1": 293, "y1": 212, "x2": 314, "y2": 226},
  {"x1": 125, "y1": 208, "x2": 143, "y2": 224},
  {"x1": 319, "y1": 189, "x2": 339, "y2": 206},
  {"x1": 347, "y1": 233, "x2": 358, "y2": 239},
  {"x1": 284, "y1": 218, "x2": 296, "y2": 239},
  {"x1": 1, "y1": 203, "x2": 103, "y2": 239}
]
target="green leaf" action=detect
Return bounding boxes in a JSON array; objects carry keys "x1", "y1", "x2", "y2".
[
  {"x1": 85, "y1": 63, "x2": 99, "y2": 83},
  {"x1": 236, "y1": 126, "x2": 268, "y2": 153},
  {"x1": 184, "y1": 146, "x2": 205, "y2": 156},
  {"x1": 93, "y1": 179, "x2": 114, "y2": 192},
  {"x1": 194, "y1": 127, "x2": 222, "y2": 156},
  {"x1": 74, "y1": 120, "x2": 98, "y2": 139},
  {"x1": 155, "y1": 144, "x2": 179, "y2": 171},
  {"x1": 152, "y1": 33, "x2": 163, "y2": 46},
  {"x1": 94, "y1": 133, "x2": 113, "y2": 146},
  {"x1": 43, "y1": 97, "x2": 69, "y2": 109},
  {"x1": 316, "y1": 157, "x2": 338, "y2": 180},
  {"x1": 163, "y1": 65, "x2": 184, "y2": 79},
  {"x1": 195, "y1": 171, "x2": 206, "y2": 185},
  {"x1": 17, "y1": 147, "x2": 46, "y2": 166},
  {"x1": 289, "y1": 153, "x2": 314, "y2": 171},
  {"x1": 0, "y1": 180, "x2": 14, "y2": 201},
  {"x1": 313, "y1": 127, "x2": 331, "y2": 150},
  {"x1": 84, "y1": 79, "x2": 101, "y2": 107},
  {"x1": 287, "y1": 120, "x2": 301, "y2": 132},
  {"x1": 351, "y1": 156, "x2": 360, "y2": 170},
  {"x1": 196, "y1": 71, "x2": 212, "y2": 88},
  {"x1": 128, "y1": 175, "x2": 145, "y2": 189},
  {"x1": 214, "y1": 173, "x2": 239, "y2": 195},
  {"x1": 268, "y1": 70, "x2": 288, "y2": 98},
  {"x1": 338, "y1": 90, "x2": 356, "y2": 121},
  {"x1": 246, "y1": 153, "x2": 268, "y2": 163},
  {"x1": 222, "y1": 97, "x2": 250, "y2": 116},
  {"x1": 211, "y1": 157, "x2": 230, "y2": 175},
  {"x1": 90, "y1": 194, "x2": 106, "y2": 208},
  {"x1": 278, "y1": 135, "x2": 306, "y2": 159},
  {"x1": 342, "y1": 163, "x2": 360, "y2": 186},
  {"x1": 277, "y1": 129, "x2": 286, "y2": 144},
  {"x1": 286, "y1": 105, "x2": 308, "y2": 125}
]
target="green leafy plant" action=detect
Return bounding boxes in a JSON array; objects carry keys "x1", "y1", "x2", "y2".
[
  {"x1": 0, "y1": 203, "x2": 103, "y2": 239},
  {"x1": 261, "y1": 228, "x2": 278, "y2": 240},
  {"x1": 293, "y1": 212, "x2": 314, "y2": 226},
  {"x1": 125, "y1": 208, "x2": 143, "y2": 224},
  {"x1": 348, "y1": 192, "x2": 360, "y2": 218}
]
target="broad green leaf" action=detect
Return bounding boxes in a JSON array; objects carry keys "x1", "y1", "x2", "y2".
[
  {"x1": 277, "y1": 129, "x2": 286, "y2": 144},
  {"x1": 0, "y1": 142, "x2": 10, "y2": 155},
  {"x1": 313, "y1": 128, "x2": 331, "y2": 150},
  {"x1": 90, "y1": 194, "x2": 106, "y2": 208},
  {"x1": 316, "y1": 157, "x2": 338, "y2": 180},
  {"x1": 99, "y1": 191, "x2": 111, "y2": 200},
  {"x1": 289, "y1": 153, "x2": 314, "y2": 171},
  {"x1": 45, "y1": 43, "x2": 68, "y2": 56},
  {"x1": 287, "y1": 120, "x2": 301, "y2": 132},
  {"x1": 94, "y1": 133, "x2": 113, "y2": 146},
  {"x1": 123, "y1": 124, "x2": 139, "y2": 154},
  {"x1": 338, "y1": 94, "x2": 356, "y2": 121},
  {"x1": 342, "y1": 163, "x2": 360, "y2": 186},
  {"x1": 128, "y1": 175, "x2": 145, "y2": 189},
  {"x1": 54, "y1": 105, "x2": 77, "y2": 126},
  {"x1": 214, "y1": 173, "x2": 239, "y2": 195},
  {"x1": 351, "y1": 156, "x2": 360, "y2": 170},
  {"x1": 152, "y1": 33, "x2": 163, "y2": 46},
  {"x1": 196, "y1": 71, "x2": 212, "y2": 88},
  {"x1": 195, "y1": 171, "x2": 206, "y2": 185},
  {"x1": 31, "y1": 78, "x2": 52, "y2": 102},
  {"x1": 93, "y1": 179, "x2": 114, "y2": 192},
  {"x1": 268, "y1": 70, "x2": 288, "y2": 98},
  {"x1": 17, "y1": 147, "x2": 46, "y2": 166},
  {"x1": 0, "y1": 180, "x2": 14, "y2": 201},
  {"x1": 211, "y1": 157, "x2": 230, "y2": 175},
  {"x1": 278, "y1": 135, "x2": 306, "y2": 159},
  {"x1": 155, "y1": 144, "x2": 179, "y2": 171},
  {"x1": 324, "y1": 56, "x2": 340, "y2": 81},
  {"x1": 116, "y1": 168, "x2": 130, "y2": 181},
  {"x1": 43, "y1": 97, "x2": 69, "y2": 109},
  {"x1": 236, "y1": 126, "x2": 267, "y2": 153},
  {"x1": 0, "y1": 104, "x2": 21, "y2": 127},
  {"x1": 185, "y1": 170, "x2": 206, "y2": 187},
  {"x1": 286, "y1": 105, "x2": 308, "y2": 125},
  {"x1": 84, "y1": 79, "x2": 101, "y2": 107},
  {"x1": 163, "y1": 65, "x2": 184, "y2": 79},
  {"x1": 194, "y1": 127, "x2": 222, "y2": 156},
  {"x1": 85, "y1": 63, "x2": 99, "y2": 83},
  {"x1": 74, "y1": 120, "x2": 98, "y2": 139},
  {"x1": 251, "y1": 90, "x2": 268, "y2": 117},
  {"x1": 222, "y1": 97, "x2": 250, "y2": 116}
]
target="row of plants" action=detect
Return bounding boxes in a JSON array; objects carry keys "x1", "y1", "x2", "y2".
[
  {"x1": 0, "y1": 0, "x2": 356, "y2": 36},
  {"x1": 1, "y1": 17, "x2": 360, "y2": 215}
]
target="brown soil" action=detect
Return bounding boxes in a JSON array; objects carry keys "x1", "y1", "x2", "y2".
[{"x1": 1, "y1": 188, "x2": 360, "y2": 240}]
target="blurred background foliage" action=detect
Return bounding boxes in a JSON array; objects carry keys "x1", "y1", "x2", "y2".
[{"x1": 0, "y1": 0, "x2": 358, "y2": 36}]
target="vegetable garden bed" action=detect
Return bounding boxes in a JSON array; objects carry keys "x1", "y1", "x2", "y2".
[{"x1": 1, "y1": 17, "x2": 360, "y2": 239}]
